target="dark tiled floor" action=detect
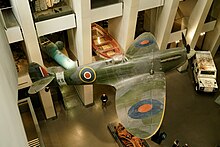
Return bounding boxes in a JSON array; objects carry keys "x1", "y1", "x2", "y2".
[
  {"x1": 38, "y1": 84, "x2": 159, "y2": 147},
  {"x1": 35, "y1": 52, "x2": 220, "y2": 147},
  {"x1": 39, "y1": 85, "x2": 119, "y2": 147},
  {"x1": 160, "y1": 52, "x2": 220, "y2": 147}
]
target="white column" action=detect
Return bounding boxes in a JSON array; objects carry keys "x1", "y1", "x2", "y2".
[
  {"x1": 202, "y1": 16, "x2": 220, "y2": 56},
  {"x1": 12, "y1": 0, "x2": 43, "y2": 64},
  {"x1": 108, "y1": 0, "x2": 139, "y2": 52},
  {"x1": 154, "y1": 0, "x2": 179, "y2": 50},
  {"x1": 39, "y1": 89, "x2": 56, "y2": 119},
  {"x1": 71, "y1": 0, "x2": 93, "y2": 105},
  {"x1": 75, "y1": 85, "x2": 93, "y2": 105},
  {"x1": 186, "y1": 0, "x2": 213, "y2": 49},
  {"x1": 143, "y1": 9, "x2": 157, "y2": 33},
  {"x1": 143, "y1": 10, "x2": 151, "y2": 32},
  {"x1": 11, "y1": 0, "x2": 56, "y2": 119}
]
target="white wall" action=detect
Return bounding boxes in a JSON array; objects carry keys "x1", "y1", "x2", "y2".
[{"x1": 0, "y1": 20, "x2": 28, "y2": 146}]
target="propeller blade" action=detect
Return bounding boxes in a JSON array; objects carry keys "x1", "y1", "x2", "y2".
[
  {"x1": 181, "y1": 33, "x2": 191, "y2": 54},
  {"x1": 186, "y1": 44, "x2": 190, "y2": 54},
  {"x1": 181, "y1": 32, "x2": 187, "y2": 47}
]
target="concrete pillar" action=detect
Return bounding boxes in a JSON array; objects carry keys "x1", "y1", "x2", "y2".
[
  {"x1": 143, "y1": 10, "x2": 151, "y2": 32},
  {"x1": 202, "y1": 16, "x2": 220, "y2": 56},
  {"x1": 108, "y1": 0, "x2": 139, "y2": 52},
  {"x1": 75, "y1": 85, "x2": 93, "y2": 106},
  {"x1": 39, "y1": 89, "x2": 56, "y2": 119},
  {"x1": 71, "y1": 0, "x2": 93, "y2": 105},
  {"x1": 202, "y1": 2, "x2": 220, "y2": 56},
  {"x1": 11, "y1": 0, "x2": 56, "y2": 119},
  {"x1": 151, "y1": 8, "x2": 159, "y2": 34},
  {"x1": 13, "y1": 0, "x2": 43, "y2": 64},
  {"x1": 143, "y1": 8, "x2": 158, "y2": 33},
  {"x1": 154, "y1": 0, "x2": 179, "y2": 50},
  {"x1": 186, "y1": 0, "x2": 213, "y2": 49}
]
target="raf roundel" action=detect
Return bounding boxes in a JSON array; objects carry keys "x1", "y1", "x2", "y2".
[
  {"x1": 134, "y1": 38, "x2": 154, "y2": 48},
  {"x1": 128, "y1": 99, "x2": 163, "y2": 119},
  {"x1": 79, "y1": 67, "x2": 96, "y2": 83}
]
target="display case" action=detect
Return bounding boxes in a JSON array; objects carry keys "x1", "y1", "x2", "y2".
[
  {"x1": 28, "y1": 0, "x2": 76, "y2": 37},
  {"x1": 30, "y1": 0, "x2": 73, "y2": 22}
]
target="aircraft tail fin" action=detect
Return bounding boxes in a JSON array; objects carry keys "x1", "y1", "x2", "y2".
[
  {"x1": 125, "y1": 32, "x2": 159, "y2": 59},
  {"x1": 29, "y1": 62, "x2": 49, "y2": 82},
  {"x1": 28, "y1": 62, "x2": 55, "y2": 94}
]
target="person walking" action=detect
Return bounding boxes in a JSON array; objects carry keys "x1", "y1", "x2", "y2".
[
  {"x1": 172, "y1": 139, "x2": 180, "y2": 147},
  {"x1": 101, "y1": 93, "x2": 108, "y2": 107}
]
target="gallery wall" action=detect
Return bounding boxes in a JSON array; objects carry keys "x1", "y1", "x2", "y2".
[{"x1": 0, "y1": 20, "x2": 28, "y2": 146}]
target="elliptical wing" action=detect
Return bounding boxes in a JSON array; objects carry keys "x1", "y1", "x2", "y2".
[{"x1": 114, "y1": 72, "x2": 166, "y2": 139}]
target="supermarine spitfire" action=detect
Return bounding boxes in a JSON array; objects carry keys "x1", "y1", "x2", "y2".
[{"x1": 28, "y1": 32, "x2": 188, "y2": 139}]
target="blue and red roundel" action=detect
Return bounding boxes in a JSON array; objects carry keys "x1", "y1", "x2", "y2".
[
  {"x1": 79, "y1": 67, "x2": 96, "y2": 83},
  {"x1": 134, "y1": 38, "x2": 154, "y2": 47},
  {"x1": 128, "y1": 99, "x2": 163, "y2": 119}
]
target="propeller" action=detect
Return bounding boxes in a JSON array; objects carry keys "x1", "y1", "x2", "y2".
[
  {"x1": 182, "y1": 33, "x2": 190, "y2": 54},
  {"x1": 177, "y1": 33, "x2": 196, "y2": 72}
]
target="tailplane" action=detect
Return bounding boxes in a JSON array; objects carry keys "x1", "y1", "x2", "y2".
[{"x1": 28, "y1": 76, "x2": 55, "y2": 94}]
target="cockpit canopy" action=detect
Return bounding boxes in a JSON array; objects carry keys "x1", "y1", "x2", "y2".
[
  {"x1": 104, "y1": 54, "x2": 128, "y2": 65},
  {"x1": 112, "y1": 54, "x2": 128, "y2": 64}
]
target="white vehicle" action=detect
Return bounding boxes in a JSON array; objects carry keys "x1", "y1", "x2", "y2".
[{"x1": 192, "y1": 51, "x2": 218, "y2": 92}]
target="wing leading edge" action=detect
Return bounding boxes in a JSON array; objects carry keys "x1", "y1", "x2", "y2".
[{"x1": 114, "y1": 72, "x2": 166, "y2": 139}]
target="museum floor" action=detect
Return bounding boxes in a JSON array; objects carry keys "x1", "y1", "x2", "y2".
[{"x1": 31, "y1": 51, "x2": 220, "y2": 147}]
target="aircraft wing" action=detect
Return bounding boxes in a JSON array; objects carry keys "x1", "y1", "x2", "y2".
[
  {"x1": 114, "y1": 72, "x2": 166, "y2": 139},
  {"x1": 125, "y1": 32, "x2": 159, "y2": 59}
]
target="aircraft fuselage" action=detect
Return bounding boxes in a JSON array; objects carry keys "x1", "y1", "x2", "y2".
[{"x1": 59, "y1": 48, "x2": 187, "y2": 87}]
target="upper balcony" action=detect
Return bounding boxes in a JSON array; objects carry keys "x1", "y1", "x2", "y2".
[
  {"x1": 138, "y1": 0, "x2": 164, "y2": 11},
  {"x1": 30, "y1": 0, "x2": 76, "y2": 37},
  {"x1": 0, "y1": 7, "x2": 23, "y2": 43},
  {"x1": 91, "y1": 0, "x2": 123, "y2": 23}
]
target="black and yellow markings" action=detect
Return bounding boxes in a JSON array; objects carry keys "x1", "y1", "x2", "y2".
[{"x1": 79, "y1": 67, "x2": 96, "y2": 83}]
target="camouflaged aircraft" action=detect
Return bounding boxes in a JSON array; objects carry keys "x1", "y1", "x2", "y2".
[{"x1": 28, "y1": 32, "x2": 188, "y2": 139}]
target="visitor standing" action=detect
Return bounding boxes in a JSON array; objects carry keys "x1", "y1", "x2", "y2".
[
  {"x1": 101, "y1": 93, "x2": 108, "y2": 107},
  {"x1": 172, "y1": 139, "x2": 180, "y2": 147}
]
